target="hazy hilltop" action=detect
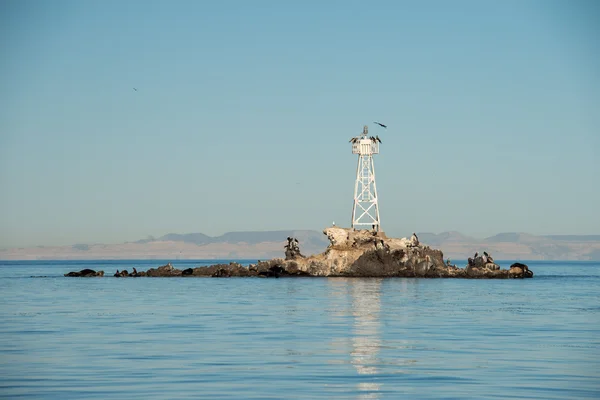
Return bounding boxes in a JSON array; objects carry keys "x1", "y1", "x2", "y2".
[
  {"x1": 1, "y1": 230, "x2": 599, "y2": 261},
  {"x1": 136, "y1": 230, "x2": 328, "y2": 248},
  {"x1": 420, "y1": 232, "x2": 600, "y2": 261},
  {"x1": 0, "y1": 230, "x2": 330, "y2": 261}
]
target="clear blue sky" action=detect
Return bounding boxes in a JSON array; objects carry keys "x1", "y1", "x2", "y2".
[{"x1": 1, "y1": 0, "x2": 598, "y2": 247}]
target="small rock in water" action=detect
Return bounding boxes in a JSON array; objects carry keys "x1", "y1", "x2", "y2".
[{"x1": 64, "y1": 269, "x2": 104, "y2": 277}]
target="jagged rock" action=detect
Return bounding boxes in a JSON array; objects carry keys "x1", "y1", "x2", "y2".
[
  {"x1": 113, "y1": 269, "x2": 145, "y2": 277},
  {"x1": 130, "y1": 269, "x2": 144, "y2": 277},
  {"x1": 485, "y1": 262, "x2": 500, "y2": 271},
  {"x1": 145, "y1": 263, "x2": 182, "y2": 277},
  {"x1": 325, "y1": 227, "x2": 350, "y2": 247},
  {"x1": 191, "y1": 262, "x2": 258, "y2": 277},
  {"x1": 267, "y1": 228, "x2": 441, "y2": 277},
  {"x1": 467, "y1": 253, "x2": 500, "y2": 271},
  {"x1": 63, "y1": 228, "x2": 534, "y2": 279},
  {"x1": 227, "y1": 228, "x2": 533, "y2": 278},
  {"x1": 284, "y1": 237, "x2": 305, "y2": 260},
  {"x1": 64, "y1": 269, "x2": 104, "y2": 277}
]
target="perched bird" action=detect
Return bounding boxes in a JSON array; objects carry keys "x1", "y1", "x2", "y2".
[
  {"x1": 374, "y1": 121, "x2": 387, "y2": 128},
  {"x1": 375, "y1": 135, "x2": 382, "y2": 143}
]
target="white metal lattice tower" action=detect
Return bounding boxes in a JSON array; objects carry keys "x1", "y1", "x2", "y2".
[{"x1": 350, "y1": 125, "x2": 381, "y2": 231}]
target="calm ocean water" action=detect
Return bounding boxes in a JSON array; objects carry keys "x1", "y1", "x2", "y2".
[{"x1": 0, "y1": 259, "x2": 599, "y2": 399}]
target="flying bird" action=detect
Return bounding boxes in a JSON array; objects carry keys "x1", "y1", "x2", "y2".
[
  {"x1": 133, "y1": 88, "x2": 138, "y2": 91},
  {"x1": 374, "y1": 121, "x2": 387, "y2": 128}
]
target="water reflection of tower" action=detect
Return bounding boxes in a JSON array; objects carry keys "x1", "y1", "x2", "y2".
[
  {"x1": 326, "y1": 278, "x2": 383, "y2": 399},
  {"x1": 350, "y1": 279, "x2": 382, "y2": 399}
]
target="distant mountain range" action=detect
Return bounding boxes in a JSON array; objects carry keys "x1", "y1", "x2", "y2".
[
  {"x1": 0, "y1": 230, "x2": 330, "y2": 261},
  {"x1": 2, "y1": 230, "x2": 600, "y2": 261},
  {"x1": 416, "y1": 232, "x2": 600, "y2": 261},
  {"x1": 134, "y1": 230, "x2": 330, "y2": 249}
]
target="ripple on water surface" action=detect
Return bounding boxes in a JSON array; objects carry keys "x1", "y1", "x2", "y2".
[{"x1": 0, "y1": 261, "x2": 599, "y2": 399}]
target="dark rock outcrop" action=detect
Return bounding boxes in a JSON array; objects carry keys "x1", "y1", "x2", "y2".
[
  {"x1": 192, "y1": 262, "x2": 259, "y2": 277},
  {"x1": 145, "y1": 263, "x2": 182, "y2": 277},
  {"x1": 64, "y1": 228, "x2": 534, "y2": 279},
  {"x1": 172, "y1": 228, "x2": 533, "y2": 279},
  {"x1": 64, "y1": 269, "x2": 104, "y2": 277}
]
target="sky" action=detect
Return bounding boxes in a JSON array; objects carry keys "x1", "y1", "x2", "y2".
[{"x1": 1, "y1": 0, "x2": 599, "y2": 247}]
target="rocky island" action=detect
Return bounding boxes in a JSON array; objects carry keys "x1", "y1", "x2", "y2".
[{"x1": 65, "y1": 227, "x2": 534, "y2": 279}]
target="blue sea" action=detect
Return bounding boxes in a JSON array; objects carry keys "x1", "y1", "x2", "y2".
[{"x1": 0, "y1": 259, "x2": 599, "y2": 399}]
